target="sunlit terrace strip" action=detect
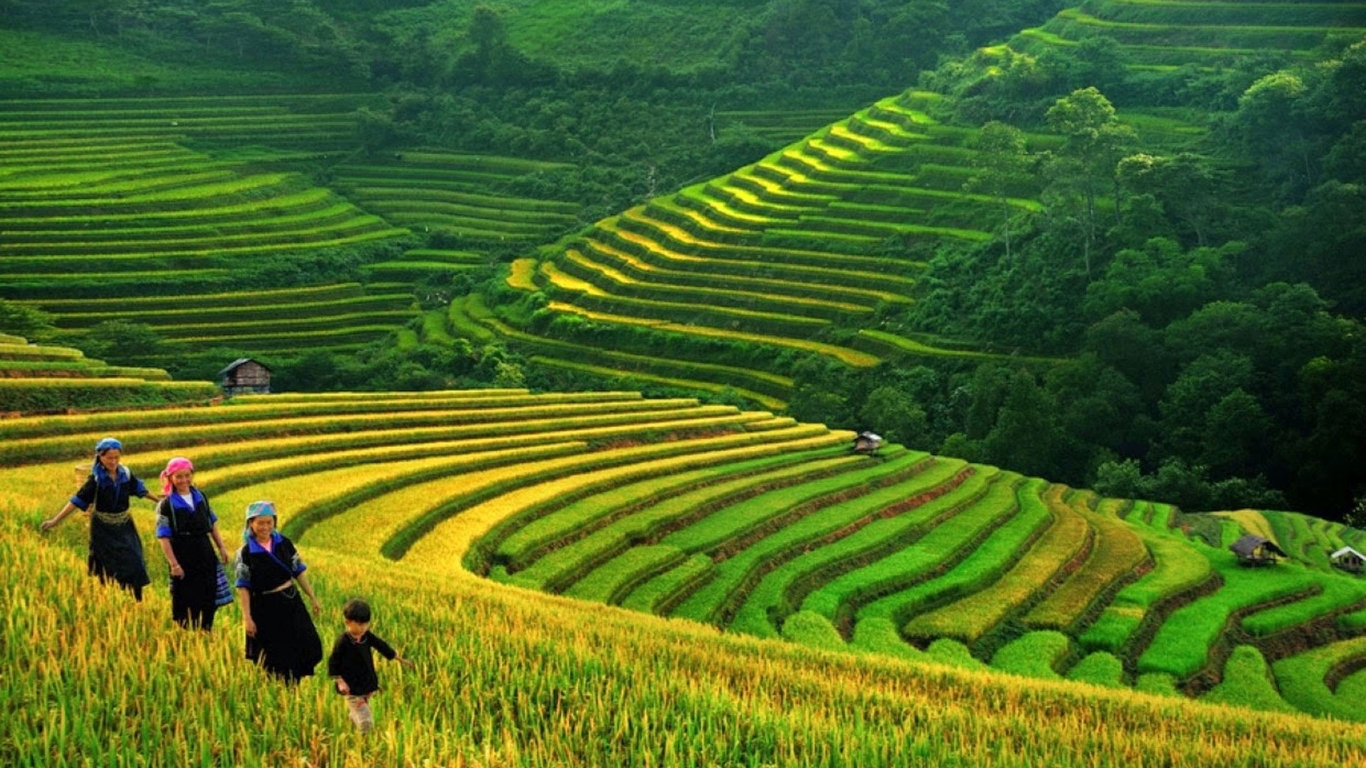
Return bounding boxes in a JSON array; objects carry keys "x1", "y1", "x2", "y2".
[
  {"x1": 600, "y1": 225, "x2": 919, "y2": 289},
  {"x1": 615, "y1": 208, "x2": 915, "y2": 271},
  {"x1": 490, "y1": 439, "x2": 863, "y2": 592},
  {"x1": 573, "y1": 236, "x2": 912, "y2": 305},
  {"x1": 560, "y1": 247, "x2": 889, "y2": 313},
  {"x1": 544, "y1": 302, "x2": 881, "y2": 367},
  {"x1": 0, "y1": 396, "x2": 720, "y2": 464},
  {"x1": 393, "y1": 424, "x2": 849, "y2": 563},
  {"x1": 466, "y1": 309, "x2": 793, "y2": 404},
  {"x1": 903, "y1": 479, "x2": 1089, "y2": 645},
  {"x1": 486, "y1": 448, "x2": 833, "y2": 575},
  {"x1": 0, "y1": 203, "x2": 368, "y2": 242},
  {"x1": 723, "y1": 456, "x2": 977, "y2": 638}
]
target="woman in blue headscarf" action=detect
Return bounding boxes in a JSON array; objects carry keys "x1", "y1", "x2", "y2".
[
  {"x1": 234, "y1": 500, "x2": 323, "y2": 682},
  {"x1": 41, "y1": 437, "x2": 160, "y2": 600}
]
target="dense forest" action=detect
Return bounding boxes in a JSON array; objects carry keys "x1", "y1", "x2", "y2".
[{"x1": 1, "y1": 0, "x2": 1364, "y2": 524}]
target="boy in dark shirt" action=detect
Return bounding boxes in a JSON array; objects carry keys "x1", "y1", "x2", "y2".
[{"x1": 327, "y1": 598, "x2": 414, "y2": 733}]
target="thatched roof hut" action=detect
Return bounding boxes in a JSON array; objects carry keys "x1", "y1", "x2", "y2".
[{"x1": 1230, "y1": 534, "x2": 1287, "y2": 566}]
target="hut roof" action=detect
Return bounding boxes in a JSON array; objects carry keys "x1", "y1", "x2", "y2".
[
  {"x1": 1330, "y1": 546, "x2": 1365, "y2": 561},
  {"x1": 1230, "y1": 534, "x2": 1287, "y2": 559},
  {"x1": 216, "y1": 357, "x2": 272, "y2": 377}
]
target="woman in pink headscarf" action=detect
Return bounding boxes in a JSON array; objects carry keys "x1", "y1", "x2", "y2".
[{"x1": 154, "y1": 457, "x2": 231, "y2": 630}]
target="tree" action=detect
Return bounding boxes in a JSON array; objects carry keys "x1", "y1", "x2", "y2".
[
  {"x1": 980, "y1": 368, "x2": 1061, "y2": 478},
  {"x1": 1116, "y1": 153, "x2": 1228, "y2": 247},
  {"x1": 859, "y1": 385, "x2": 929, "y2": 447},
  {"x1": 77, "y1": 320, "x2": 166, "y2": 365},
  {"x1": 1232, "y1": 71, "x2": 1315, "y2": 199},
  {"x1": 965, "y1": 121, "x2": 1030, "y2": 259},
  {"x1": 1157, "y1": 350, "x2": 1254, "y2": 464},
  {"x1": 1082, "y1": 237, "x2": 1236, "y2": 326},
  {"x1": 1045, "y1": 87, "x2": 1136, "y2": 275},
  {"x1": 1199, "y1": 388, "x2": 1272, "y2": 478},
  {"x1": 0, "y1": 299, "x2": 55, "y2": 338}
]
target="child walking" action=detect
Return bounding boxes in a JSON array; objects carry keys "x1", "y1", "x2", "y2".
[{"x1": 327, "y1": 598, "x2": 414, "y2": 733}]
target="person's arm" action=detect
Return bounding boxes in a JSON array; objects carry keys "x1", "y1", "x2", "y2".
[
  {"x1": 239, "y1": 588, "x2": 255, "y2": 637},
  {"x1": 233, "y1": 550, "x2": 255, "y2": 636},
  {"x1": 209, "y1": 522, "x2": 229, "y2": 564},
  {"x1": 294, "y1": 571, "x2": 322, "y2": 616},
  {"x1": 373, "y1": 634, "x2": 415, "y2": 669},
  {"x1": 159, "y1": 538, "x2": 183, "y2": 578},
  {"x1": 40, "y1": 501, "x2": 79, "y2": 532},
  {"x1": 153, "y1": 499, "x2": 182, "y2": 577},
  {"x1": 131, "y1": 474, "x2": 161, "y2": 504},
  {"x1": 44, "y1": 477, "x2": 95, "y2": 531}
]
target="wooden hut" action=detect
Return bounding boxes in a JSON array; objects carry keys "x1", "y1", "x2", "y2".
[
  {"x1": 852, "y1": 431, "x2": 883, "y2": 454},
  {"x1": 1330, "y1": 546, "x2": 1365, "y2": 574},
  {"x1": 217, "y1": 358, "x2": 272, "y2": 397},
  {"x1": 1229, "y1": 534, "x2": 1287, "y2": 566}
]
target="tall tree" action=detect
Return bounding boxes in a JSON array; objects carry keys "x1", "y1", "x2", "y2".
[
  {"x1": 965, "y1": 120, "x2": 1030, "y2": 259},
  {"x1": 1044, "y1": 87, "x2": 1135, "y2": 275}
]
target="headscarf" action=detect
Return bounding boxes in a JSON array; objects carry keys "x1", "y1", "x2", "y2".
[
  {"x1": 243, "y1": 500, "x2": 277, "y2": 543},
  {"x1": 91, "y1": 437, "x2": 128, "y2": 487},
  {"x1": 159, "y1": 457, "x2": 194, "y2": 498}
]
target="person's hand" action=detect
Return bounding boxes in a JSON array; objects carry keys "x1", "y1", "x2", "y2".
[
  {"x1": 169, "y1": 563, "x2": 184, "y2": 579},
  {"x1": 336, "y1": 679, "x2": 350, "y2": 695},
  {"x1": 309, "y1": 596, "x2": 321, "y2": 616},
  {"x1": 39, "y1": 518, "x2": 57, "y2": 532},
  {"x1": 244, "y1": 618, "x2": 257, "y2": 637},
  {"x1": 217, "y1": 549, "x2": 229, "y2": 565},
  {"x1": 398, "y1": 657, "x2": 416, "y2": 670}
]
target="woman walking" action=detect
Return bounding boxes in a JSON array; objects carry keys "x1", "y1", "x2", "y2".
[
  {"x1": 234, "y1": 500, "x2": 323, "y2": 682},
  {"x1": 155, "y1": 457, "x2": 231, "y2": 630},
  {"x1": 41, "y1": 437, "x2": 159, "y2": 601}
]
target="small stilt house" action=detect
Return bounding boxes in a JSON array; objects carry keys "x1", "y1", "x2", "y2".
[
  {"x1": 218, "y1": 358, "x2": 272, "y2": 397},
  {"x1": 852, "y1": 431, "x2": 883, "y2": 455},
  {"x1": 1230, "y1": 534, "x2": 1287, "y2": 566},
  {"x1": 1330, "y1": 546, "x2": 1365, "y2": 574}
]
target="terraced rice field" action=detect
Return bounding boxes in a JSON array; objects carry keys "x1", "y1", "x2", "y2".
[
  {"x1": 0, "y1": 95, "x2": 424, "y2": 355},
  {"x1": 21, "y1": 283, "x2": 414, "y2": 355},
  {"x1": 1013, "y1": 0, "x2": 1366, "y2": 67},
  {"x1": 329, "y1": 150, "x2": 584, "y2": 245},
  {"x1": 475, "y1": 91, "x2": 1055, "y2": 405},
  {"x1": 0, "y1": 334, "x2": 217, "y2": 411},
  {"x1": 5, "y1": 389, "x2": 1363, "y2": 726}
]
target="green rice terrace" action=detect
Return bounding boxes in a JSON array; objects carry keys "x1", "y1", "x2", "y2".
[
  {"x1": 0, "y1": 333, "x2": 216, "y2": 412},
  {"x1": 1012, "y1": 0, "x2": 1366, "y2": 67},
  {"x1": 0, "y1": 95, "x2": 588, "y2": 362},
  {"x1": 6, "y1": 390, "x2": 1364, "y2": 724},
  {"x1": 478, "y1": 90, "x2": 1067, "y2": 406}
]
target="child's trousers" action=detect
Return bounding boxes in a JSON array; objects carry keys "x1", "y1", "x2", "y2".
[{"x1": 346, "y1": 695, "x2": 374, "y2": 733}]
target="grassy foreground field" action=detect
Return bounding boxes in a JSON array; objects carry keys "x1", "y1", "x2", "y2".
[{"x1": 3, "y1": 393, "x2": 1366, "y2": 767}]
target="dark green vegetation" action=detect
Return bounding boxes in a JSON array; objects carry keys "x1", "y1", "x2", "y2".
[{"x1": 1, "y1": 0, "x2": 1365, "y2": 525}]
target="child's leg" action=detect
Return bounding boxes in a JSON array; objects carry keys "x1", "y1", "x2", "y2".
[{"x1": 346, "y1": 695, "x2": 374, "y2": 733}]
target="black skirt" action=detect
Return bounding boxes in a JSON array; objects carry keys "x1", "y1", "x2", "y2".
[
  {"x1": 169, "y1": 534, "x2": 219, "y2": 611},
  {"x1": 88, "y1": 515, "x2": 150, "y2": 589},
  {"x1": 245, "y1": 587, "x2": 322, "y2": 681}
]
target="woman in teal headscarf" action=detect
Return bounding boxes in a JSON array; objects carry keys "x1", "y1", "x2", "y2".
[
  {"x1": 41, "y1": 437, "x2": 161, "y2": 601},
  {"x1": 234, "y1": 500, "x2": 323, "y2": 682}
]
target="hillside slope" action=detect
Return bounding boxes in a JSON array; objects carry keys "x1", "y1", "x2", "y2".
[{"x1": 3, "y1": 392, "x2": 1363, "y2": 738}]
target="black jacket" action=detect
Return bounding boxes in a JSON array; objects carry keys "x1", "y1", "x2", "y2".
[{"x1": 327, "y1": 630, "x2": 397, "y2": 696}]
